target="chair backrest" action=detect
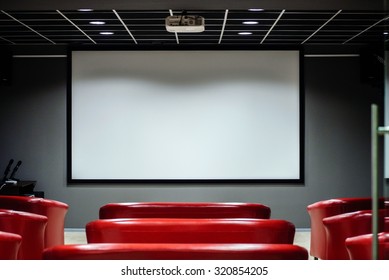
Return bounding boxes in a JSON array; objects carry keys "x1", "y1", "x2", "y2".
[
  {"x1": 99, "y1": 202, "x2": 271, "y2": 219},
  {"x1": 0, "y1": 195, "x2": 68, "y2": 247},
  {"x1": 0, "y1": 209, "x2": 47, "y2": 259},
  {"x1": 322, "y1": 209, "x2": 386, "y2": 260},
  {"x1": 0, "y1": 230, "x2": 22, "y2": 260},
  {"x1": 345, "y1": 232, "x2": 389, "y2": 260},
  {"x1": 306, "y1": 197, "x2": 384, "y2": 259},
  {"x1": 86, "y1": 218, "x2": 295, "y2": 244},
  {"x1": 43, "y1": 243, "x2": 308, "y2": 260},
  {"x1": 386, "y1": 217, "x2": 389, "y2": 231}
]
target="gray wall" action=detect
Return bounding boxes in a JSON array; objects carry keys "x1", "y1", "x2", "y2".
[{"x1": 0, "y1": 50, "x2": 381, "y2": 228}]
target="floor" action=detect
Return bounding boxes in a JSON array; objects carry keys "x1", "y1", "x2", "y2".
[{"x1": 64, "y1": 228, "x2": 313, "y2": 259}]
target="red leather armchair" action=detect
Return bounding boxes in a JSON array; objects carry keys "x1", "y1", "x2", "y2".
[
  {"x1": 322, "y1": 209, "x2": 386, "y2": 260},
  {"x1": 345, "y1": 232, "x2": 389, "y2": 260},
  {"x1": 0, "y1": 230, "x2": 22, "y2": 260},
  {"x1": 86, "y1": 218, "x2": 295, "y2": 244},
  {"x1": 0, "y1": 209, "x2": 47, "y2": 259},
  {"x1": 43, "y1": 243, "x2": 308, "y2": 260},
  {"x1": 307, "y1": 197, "x2": 384, "y2": 259},
  {"x1": 99, "y1": 202, "x2": 271, "y2": 219},
  {"x1": 386, "y1": 201, "x2": 389, "y2": 216},
  {"x1": 0, "y1": 195, "x2": 68, "y2": 247}
]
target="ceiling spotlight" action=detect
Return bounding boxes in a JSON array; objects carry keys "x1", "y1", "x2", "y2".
[
  {"x1": 248, "y1": 8, "x2": 264, "y2": 12},
  {"x1": 384, "y1": 32, "x2": 389, "y2": 35},
  {"x1": 90, "y1": 21, "x2": 106, "y2": 25},
  {"x1": 78, "y1": 9, "x2": 93, "y2": 12},
  {"x1": 238, "y1": 32, "x2": 253, "y2": 35},
  {"x1": 99, "y1": 31, "x2": 114, "y2": 35},
  {"x1": 243, "y1": 21, "x2": 259, "y2": 25}
]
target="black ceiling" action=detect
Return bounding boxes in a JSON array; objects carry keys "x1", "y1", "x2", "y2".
[{"x1": 0, "y1": 9, "x2": 388, "y2": 46}]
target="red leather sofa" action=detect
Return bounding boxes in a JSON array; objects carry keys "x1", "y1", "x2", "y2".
[
  {"x1": 42, "y1": 243, "x2": 308, "y2": 260},
  {"x1": 99, "y1": 202, "x2": 271, "y2": 219},
  {"x1": 0, "y1": 209, "x2": 47, "y2": 259},
  {"x1": 86, "y1": 218, "x2": 295, "y2": 244},
  {"x1": 345, "y1": 232, "x2": 389, "y2": 260},
  {"x1": 307, "y1": 197, "x2": 384, "y2": 259},
  {"x1": 322, "y1": 209, "x2": 386, "y2": 260},
  {"x1": 0, "y1": 195, "x2": 68, "y2": 247},
  {"x1": 0, "y1": 230, "x2": 22, "y2": 260}
]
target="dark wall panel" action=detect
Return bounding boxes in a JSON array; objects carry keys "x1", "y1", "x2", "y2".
[{"x1": 0, "y1": 48, "x2": 12, "y2": 86}]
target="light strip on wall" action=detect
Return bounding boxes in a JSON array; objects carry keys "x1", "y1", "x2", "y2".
[
  {"x1": 169, "y1": 9, "x2": 180, "y2": 45},
  {"x1": 112, "y1": 10, "x2": 138, "y2": 44},
  {"x1": 343, "y1": 14, "x2": 389, "y2": 44},
  {"x1": 13, "y1": 55, "x2": 67, "y2": 58},
  {"x1": 260, "y1": 9, "x2": 285, "y2": 44},
  {"x1": 304, "y1": 54, "x2": 359, "y2": 58},
  {"x1": 301, "y1": 10, "x2": 342, "y2": 44},
  {"x1": 56, "y1": 10, "x2": 97, "y2": 44},
  {"x1": 1, "y1": 10, "x2": 56, "y2": 44},
  {"x1": 218, "y1": 9, "x2": 229, "y2": 44}
]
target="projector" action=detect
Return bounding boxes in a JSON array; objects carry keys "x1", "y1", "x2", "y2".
[{"x1": 165, "y1": 15, "x2": 205, "y2": 33}]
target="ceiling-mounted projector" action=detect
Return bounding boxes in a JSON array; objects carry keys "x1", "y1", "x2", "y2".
[{"x1": 165, "y1": 15, "x2": 205, "y2": 33}]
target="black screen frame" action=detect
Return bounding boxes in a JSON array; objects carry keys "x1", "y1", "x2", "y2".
[{"x1": 67, "y1": 45, "x2": 305, "y2": 185}]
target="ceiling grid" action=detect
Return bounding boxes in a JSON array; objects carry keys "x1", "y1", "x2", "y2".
[{"x1": 0, "y1": 9, "x2": 387, "y2": 46}]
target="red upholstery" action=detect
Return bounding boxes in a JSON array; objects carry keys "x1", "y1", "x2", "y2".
[
  {"x1": 345, "y1": 232, "x2": 389, "y2": 260},
  {"x1": 322, "y1": 209, "x2": 386, "y2": 260},
  {"x1": 0, "y1": 209, "x2": 47, "y2": 259},
  {"x1": 99, "y1": 202, "x2": 271, "y2": 219},
  {"x1": 86, "y1": 218, "x2": 295, "y2": 244},
  {"x1": 0, "y1": 195, "x2": 68, "y2": 247},
  {"x1": 386, "y1": 201, "x2": 389, "y2": 216},
  {"x1": 386, "y1": 217, "x2": 389, "y2": 231},
  {"x1": 43, "y1": 243, "x2": 308, "y2": 260},
  {"x1": 307, "y1": 197, "x2": 384, "y2": 259},
  {"x1": 0, "y1": 230, "x2": 22, "y2": 260}
]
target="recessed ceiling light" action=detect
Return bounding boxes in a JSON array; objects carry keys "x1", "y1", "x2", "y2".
[
  {"x1": 100, "y1": 32, "x2": 114, "y2": 35},
  {"x1": 90, "y1": 21, "x2": 106, "y2": 25},
  {"x1": 248, "y1": 8, "x2": 264, "y2": 12},
  {"x1": 238, "y1": 32, "x2": 253, "y2": 35},
  {"x1": 78, "y1": 9, "x2": 93, "y2": 12},
  {"x1": 384, "y1": 32, "x2": 388, "y2": 35},
  {"x1": 243, "y1": 21, "x2": 259, "y2": 25}
]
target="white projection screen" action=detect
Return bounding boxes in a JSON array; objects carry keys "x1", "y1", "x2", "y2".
[{"x1": 69, "y1": 50, "x2": 303, "y2": 183}]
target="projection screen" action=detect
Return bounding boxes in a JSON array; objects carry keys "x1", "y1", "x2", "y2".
[{"x1": 69, "y1": 50, "x2": 303, "y2": 183}]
